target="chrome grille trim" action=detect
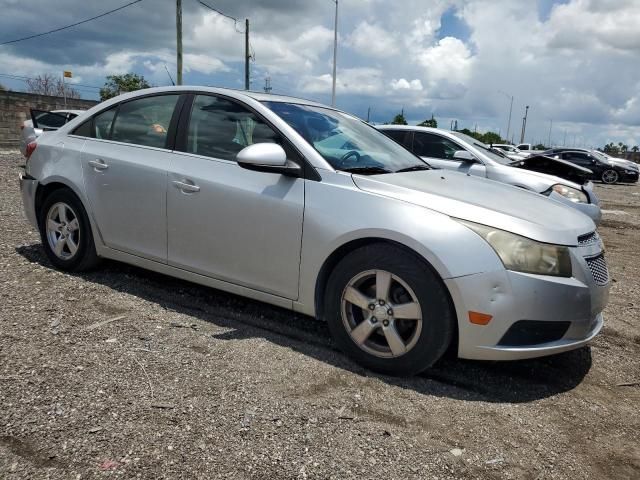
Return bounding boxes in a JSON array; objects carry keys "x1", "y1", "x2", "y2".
[{"x1": 586, "y1": 254, "x2": 609, "y2": 286}]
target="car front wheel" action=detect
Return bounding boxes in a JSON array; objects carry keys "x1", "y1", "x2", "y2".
[
  {"x1": 324, "y1": 243, "x2": 455, "y2": 376},
  {"x1": 39, "y1": 188, "x2": 100, "y2": 271},
  {"x1": 601, "y1": 169, "x2": 619, "y2": 184}
]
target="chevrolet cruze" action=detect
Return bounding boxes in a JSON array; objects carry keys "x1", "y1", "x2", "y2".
[{"x1": 19, "y1": 86, "x2": 609, "y2": 375}]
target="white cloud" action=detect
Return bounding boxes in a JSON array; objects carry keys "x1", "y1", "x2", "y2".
[
  {"x1": 390, "y1": 78, "x2": 423, "y2": 91},
  {"x1": 301, "y1": 67, "x2": 384, "y2": 95},
  {"x1": 345, "y1": 21, "x2": 399, "y2": 57}
]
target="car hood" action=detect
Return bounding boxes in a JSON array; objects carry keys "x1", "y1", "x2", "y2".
[
  {"x1": 509, "y1": 155, "x2": 592, "y2": 184},
  {"x1": 352, "y1": 170, "x2": 594, "y2": 246}
]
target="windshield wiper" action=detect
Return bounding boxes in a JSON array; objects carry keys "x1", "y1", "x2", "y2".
[
  {"x1": 396, "y1": 165, "x2": 430, "y2": 173},
  {"x1": 341, "y1": 166, "x2": 392, "y2": 175}
]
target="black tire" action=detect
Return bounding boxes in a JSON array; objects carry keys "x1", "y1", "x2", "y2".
[
  {"x1": 601, "y1": 169, "x2": 619, "y2": 184},
  {"x1": 324, "y1": 243, "x2": 455, "y2": 376},
  {"x1": 38, "y1": 188, "x2": 101, "y2": 272}
]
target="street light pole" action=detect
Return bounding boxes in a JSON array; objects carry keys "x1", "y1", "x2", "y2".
[
  {"x1": 547, "y1": 119, "x2": 553, "y2": 148},
  {"x1": 331, "y1": 0, "x2": 338, "y2": 107},
  {"x1": 176, "y1": 0, "x2": 183, "y2": 85},
  {"x1": 520, "y1": 105, "x2": 529, "y2": 144},
  {"x1": 498, "y1": 91, "x2": 513, "y2": 144}
]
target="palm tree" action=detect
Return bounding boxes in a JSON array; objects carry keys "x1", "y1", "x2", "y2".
[{"x1": 632, "y1": 146, "x2": 639, "y2": 153}]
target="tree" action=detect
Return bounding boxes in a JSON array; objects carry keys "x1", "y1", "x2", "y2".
[
  {"x1": 390, "y1": 112, "x2": 408, "y2": 125},
  {"x1": 418, "y1": 114, "x2": 437, "y2": 128},
  {"x1": 100, "y1": 73, "x2": 150, "y2": 101},
  {"x1": 632, "y1": 146, "x2": 639, "y2": 153},
  {"x1": 480, "y1": 131, "x2": 502, "y2": 145},
  {"x1": 0, "y1": 83, "x2": 5, "y2": 91},
  {"x1": 25, "y1": 73, "x2": 80, "y2": 98},
  {"x1": 533, "y1": 143, "x2": 547, "y2": 150}
]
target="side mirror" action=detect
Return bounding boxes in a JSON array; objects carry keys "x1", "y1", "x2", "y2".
[
  {"x1": 453, "y1": 150, "x2": 476, "y2": 162},
  {"x1": 236, "y1": 143, "x2": 301, "y2": 177}
]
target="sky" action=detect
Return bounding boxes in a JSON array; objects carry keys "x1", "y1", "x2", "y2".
[{"x1": 0, "y1": 0, "x2": 639, "y2": 148}]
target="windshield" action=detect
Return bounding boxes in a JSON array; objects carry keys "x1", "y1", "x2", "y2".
[
  {"x1": 263, "y1": 101, "x2": 429, "y2": 174},
  {"x1": 450, "y1": 131, "x2": 512, "y2": 165}
]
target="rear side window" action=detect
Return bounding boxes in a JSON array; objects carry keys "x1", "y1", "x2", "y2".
[
  {"x1": 72, "y1": 119, "x2": 93, "y2": 137},
  {"x1": 382, "y1": 129, "x2": 412, "y2": 149},
  {"x1": 413, "y1": 132, "x2": 462, "y2": 160},
  {"x1": 111, "y1": 95, "x2": 179, "y2": 148},
  {"x1": 186, "y1": 95, "x2": 279, "y2": 161}
]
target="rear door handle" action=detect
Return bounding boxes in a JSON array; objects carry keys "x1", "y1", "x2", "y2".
[
  {"x1": 172, "y1": 180, "x2": 200, "y2": 193},
  {"x1": 88, "y1": 159, "x2": 108, "y2": 170}
]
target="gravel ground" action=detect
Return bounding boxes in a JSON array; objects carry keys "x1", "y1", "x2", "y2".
[{"x1": 1, "y1": 151, "x2": 638, "y2": 479}]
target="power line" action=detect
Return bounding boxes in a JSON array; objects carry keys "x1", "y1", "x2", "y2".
[
  {"x1": 0, "y1": 0, "x2": 145, "y2": 46},
  {"x1": 196, "y1": 0, "x2": 245, "y2": 33}
]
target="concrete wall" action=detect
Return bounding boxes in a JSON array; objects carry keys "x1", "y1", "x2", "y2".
[{"x1": 0, "y1": 90, "x2": 98, "y2": 148}]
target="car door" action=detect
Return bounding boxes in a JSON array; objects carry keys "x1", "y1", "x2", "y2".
[
  {"x1": 167, "y1": 94, "x2": 305, "y2": 299},
  {"x1": 80, "y1": 94, "x2": 182, "y2": 262},
  {"x1": 560, "y1": 152, "x2": 598, "y2": 179},
  {"x1": 412, "y1": 131, "x2": 487, "y2": 177}
]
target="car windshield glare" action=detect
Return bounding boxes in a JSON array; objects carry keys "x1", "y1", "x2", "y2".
[{"x1": 263, "y1": 102, "x2": 428, "y2": 174}]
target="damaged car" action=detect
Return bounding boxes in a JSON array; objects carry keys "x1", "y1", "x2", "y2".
[{"x1": 379, "y1": 125, "x2": 601, "y2": 225}]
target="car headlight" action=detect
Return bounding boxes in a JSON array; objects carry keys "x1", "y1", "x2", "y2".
[
  {"x1": 546, "y1": 184, "x2": 588, "y2": 203},
  {"x1": 459, "y1": 220, "x2": 572, "y2": 277}
]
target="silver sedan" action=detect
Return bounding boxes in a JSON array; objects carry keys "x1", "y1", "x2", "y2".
[{"x1": 19, "y1": 86, "x2": 609, "y2": 376}]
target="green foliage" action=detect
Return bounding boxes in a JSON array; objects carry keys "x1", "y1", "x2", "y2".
[
  {"x1": 100, "y1": 73, "x2": 151, "y2": 101},
  {"x1": 456, "y1": 128, "x2": 506, "y2": 145},
  {"x1": 0, "y1": 83, "x2": 5, "y2": 91},
  {"x1": 390, "y1": 112, "x2": 408, "y2": 125},
  {"x1": 632, "y1": 146, "x2": 639, "y2": 153},
  {"x1": 417, "y1": 114, "x2": 437, "y2": 128},
  {"x1": 533, "y1": 143, "x2": 547, "y2": 150}
]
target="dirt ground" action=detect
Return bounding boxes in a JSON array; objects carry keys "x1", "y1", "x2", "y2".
[{"x1": 1, "y1": 151, "x2": 638, "y2": 479}]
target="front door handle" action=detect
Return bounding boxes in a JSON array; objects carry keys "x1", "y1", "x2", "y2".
[
  {"x1": 172, "y1": 180, "x2": 200, "y2": 193},
  {"x1": 88, "y1": 159, "x2": 109, "y2": 170}
]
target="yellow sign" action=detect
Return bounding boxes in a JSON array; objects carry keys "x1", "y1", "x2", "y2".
[{"x1": 63, "y1": 71, "x2": 72, "y2": 78}]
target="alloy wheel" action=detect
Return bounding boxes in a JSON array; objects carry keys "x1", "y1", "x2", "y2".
[
  {"x1": 45, "y1": 202, "x2": 81, "y2": 260},
  {"x1": 602, "y1": 169, "x2": 619, "y2": 184},
  {"x1": 341, "y1": 269, "x2": 422, "y2": 358}
]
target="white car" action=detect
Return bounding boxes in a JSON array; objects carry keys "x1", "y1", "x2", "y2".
[
  {"x1": 516, "y1": 143, "x2": 544, "y2": 155},
  {"x1": 20, "y1": 109, "x2": 84, "y2": 157},
  {"x1": 491, "y1": 143, "x2": 528, "y2": 160}
]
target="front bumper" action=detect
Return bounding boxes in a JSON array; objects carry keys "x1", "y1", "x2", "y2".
[
  {"x1": 19, "y1": 172, "x2": 39, "y2": 229},
  {"x1": 445, "y1": 240, "x2": 609, "y2": 361},
  {"x1": 620, "y1": 170, "x2": 639, "y2": 183}
]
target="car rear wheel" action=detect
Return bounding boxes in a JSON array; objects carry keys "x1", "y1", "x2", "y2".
[
  {"x1": 601, "y1": 169, "x2": 619, "y2": 184},
  {"x1": 39, "y1": 188, "x2": 100, "y2": 271},
  {"x1": 324, "y1": 243, "x2": 454, "y2": 376}
]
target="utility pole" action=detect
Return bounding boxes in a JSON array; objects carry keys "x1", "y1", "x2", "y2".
[
  {"x1": 366, "y1": 106, "x2": 370, "y2": 123},
  {"x1": 520, "y1": 105, "x2": 529, "y2": 143},
  {"x1": 547, "y1": 119, "x2": 553, "y2": 148},
  {"x1": 245, "y1": 19, "x2": 250, "y2": 90},
  {"x1": 331, "y1": 0, "x2": 338, "y2": 106},
  {"x1": 563, "y1": 129, "x2": 567, "y2": 146},
  {"x1": 498, "y1": 91, "x2": 513, "y2": 144},
  {"x1": 263, "y1": 76, "x2": 272, "y2": 94},
  {"x1": 176, "y1": 0, "x2": 183, "y2": 85}
]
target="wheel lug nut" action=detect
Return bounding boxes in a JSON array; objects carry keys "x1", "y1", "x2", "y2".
[
  {"x1": 368, "y1": 303, "x2": 375, "y2": 310},
  {"x1": 382, "y1": 319, "x2": 390, "y2": 327},
  {"x1": 371, "y1": 317, "x2": 377, "y2": 323},
  {"x1": 378, "y1": 299, "x2": 385, "y2": 306},
  {"x1": 387, "y1": 309, "x2": 393, "y2": 316}
]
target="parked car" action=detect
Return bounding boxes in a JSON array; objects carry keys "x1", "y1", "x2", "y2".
[
  {"x1": 20, "y1": 86, "x2": 609, "y2": 376},
  {"x1": 491, "y1": 143, "x2": 528, "y2": 160},
  {"x1": 378, "y1": 126, "x2": 601, "y2": 224},
  {"x1": 543, "y1": 147, "x2": 639, "y2": 179},
  {"x1": 516, "y1": 143, "x2": 544, "y2": 155},
  {"x1": 20, "y1": 109, "x2": 84, "y2": 157},
  {"x1": 543, "y1": 149, "x2": 639, "y2": 184}
]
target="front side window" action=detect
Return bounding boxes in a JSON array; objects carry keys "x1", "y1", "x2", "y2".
[
  {"x1": 413, "y1": 132, "x2": 462, "y2": 160},
  {"x1": 264, "y1": 102, "x2": 428, "y2": 174},
  {"x1": 382, "y1": 129, "x2": 412, "y2": 149},
  {"x1": 110, "y1": 95, "x2": 179, "y2": 148},
  {"x1": 187, "y1": 95, "x2": 279, "y2": 160}
]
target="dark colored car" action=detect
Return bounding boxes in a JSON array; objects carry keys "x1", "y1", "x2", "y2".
[{"x1": 543, "y1": 149, "x2": 639, "y2": 184}]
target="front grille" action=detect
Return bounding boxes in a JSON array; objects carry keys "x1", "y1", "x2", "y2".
[
  {"x1": 578, "y1": 231, "x2": 599, "y2": 246},
  {"x1": 586, "y1": 254, "x2": 609, "y2": 285},
  {"x1": 498, "y1": 320, "x2": 571, "y2": 346}
]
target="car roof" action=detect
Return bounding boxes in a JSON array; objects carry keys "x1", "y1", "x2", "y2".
[
  {"x1": 50, "y1": 109, "x2": 85, "y2": 115},
  {"x1": 99, "y1": 85, "x2": 330, "y2": 109}
]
